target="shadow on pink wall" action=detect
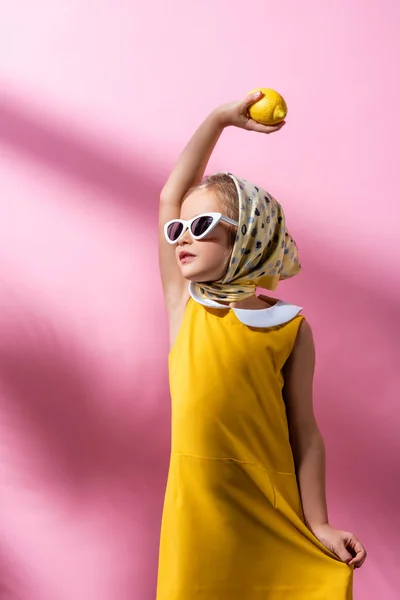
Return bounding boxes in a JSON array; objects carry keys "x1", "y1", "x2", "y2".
[
  {"x1": 0, "y1": 95, "x2": 159, "y2": 215},
  {"x1": 0, "y1": 98, "x2": 397, "y2": 598}
]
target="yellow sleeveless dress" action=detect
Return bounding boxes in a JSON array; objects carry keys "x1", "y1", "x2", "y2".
[{"x1": 157, "y1": 290, "x2": 353, "y2": 600}]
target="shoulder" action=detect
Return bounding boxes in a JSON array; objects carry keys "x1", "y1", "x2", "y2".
[
  {"x1": 295, "y1": 318, "x2": 314, "y2": 341},
  {"x1": 288, "y1": 318, "x2": 315, "y2": 365}
]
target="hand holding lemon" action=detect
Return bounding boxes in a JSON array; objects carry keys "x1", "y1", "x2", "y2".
[
  {"x1": 248, "y1": 88, "x2": 287, "y2": 126},
  {"x1": 217, "y1": 89, "x2": 287, "y2": 135}
]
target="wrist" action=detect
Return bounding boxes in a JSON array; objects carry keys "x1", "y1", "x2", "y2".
[
  {"x1": 307, "y1": 521, "x2": 331, "y2": 535},
  {"x1": 211, "y1": 104, "x2": 233, "y2": 129}
]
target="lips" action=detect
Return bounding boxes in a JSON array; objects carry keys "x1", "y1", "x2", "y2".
[{"x1": 179, "y1": 251, "x2": 195, "y2": 262}]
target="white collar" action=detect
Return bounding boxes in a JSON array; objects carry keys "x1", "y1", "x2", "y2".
[{"x1": 188, "y1": 282, "x2": 302, "y2": 328}]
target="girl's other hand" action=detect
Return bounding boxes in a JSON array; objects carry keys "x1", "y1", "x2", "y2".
[
  {"x1": 217, "y1": 91, "x2": 286, "y2": 134},
  {"x1": 312, "y1": 524, "x2": 367, "y2": 569}
]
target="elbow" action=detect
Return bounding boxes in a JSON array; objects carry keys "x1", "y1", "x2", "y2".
[
  {"x1": 290, "y1": 421, "x2": 325, "y2": 462},
  {"x1": 159, "y1": 190, "x2": 171, "y2": 206},
  {"x1": 160, "y1": 183, "x2": 180, "y2": 206}
]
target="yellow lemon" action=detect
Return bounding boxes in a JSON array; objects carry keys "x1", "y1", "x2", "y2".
[{"x1": 248, "y1": 88, "x2": 287, "y2": 125}]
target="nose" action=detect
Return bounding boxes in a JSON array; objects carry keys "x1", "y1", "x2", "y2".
[{"x1": 178, "y1": 227, "x2": 192, "y2": 245}]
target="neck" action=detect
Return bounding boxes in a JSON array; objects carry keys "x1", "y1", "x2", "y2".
[{"x1": 219, "y1": 294, "x2": 271, "y2": 310}]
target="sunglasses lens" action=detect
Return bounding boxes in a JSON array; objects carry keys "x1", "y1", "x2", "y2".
[
  {"x1": 167, "y1": 221, "x2": 184, "y2": 241},
  {"x1": 191, "y1": 215, "x2": 214, "y2": 238}
]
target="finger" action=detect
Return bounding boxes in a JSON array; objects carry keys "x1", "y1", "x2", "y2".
[
  {"x1": 333, "y1": 543, "x2": 353, "y2": 564},
  {"x1": 348, "y1": 538, "x2": 367, "y2": 568},
  {"x1": 248, "y1": 121, "x2": 286, "y2": 134},
  {"x1": 243, "y1": 90, "x2": 264, "y2": 109},
  {"x1": 349, "y1": 551, "x2": 367, "y2": 568},
  {"x1": 349, "y1": 547, "x2": 367, "y2": 568}
]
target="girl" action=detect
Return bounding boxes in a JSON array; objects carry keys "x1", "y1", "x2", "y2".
[{"x1": 156, "y1": 91, "x2": 366, "y2": 600}]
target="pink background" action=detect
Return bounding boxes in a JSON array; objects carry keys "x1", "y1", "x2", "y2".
[{"x1": 0, "y1": 1, "x2": 399, "y2": 598}]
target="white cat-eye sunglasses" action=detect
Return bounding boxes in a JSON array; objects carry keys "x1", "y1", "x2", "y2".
[{"x1": 164, "y1": 212, "x2": 238, "y2": 245}]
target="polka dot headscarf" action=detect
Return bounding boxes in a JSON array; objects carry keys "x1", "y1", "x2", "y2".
[{"x1": 193, "y1": 172, "x2": 301, "y2": 303}]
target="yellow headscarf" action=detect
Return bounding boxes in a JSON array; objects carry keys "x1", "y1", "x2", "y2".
[{"x1": 193, "y1": 173, "x2": 301, "y2": 302}]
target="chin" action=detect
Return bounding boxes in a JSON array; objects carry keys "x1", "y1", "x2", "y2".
[
  {"x1": 182, "y1": 268, "x2": 225, "y2": 284},
  {"x1": 181, "y1": 270, "x2": 208, "y2": 283},
  {"x1": 178, "y1": 264, "x2": 210, "y2": 283},
  {"x1": 178, "y1": 257, "x2": 227, "y2": 283}
]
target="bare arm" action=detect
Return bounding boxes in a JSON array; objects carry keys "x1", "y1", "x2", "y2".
[
  {"x1": 160, "y1": 109, "x2": 226, "y2": 207},
  {"x1": 283, "y1": 320, "x2": 329, "y2": 529},
  {"x1": 283, "y1": 320, "x2": 367, "y2": 568},
  {"x1": 158, "y1": 92, "x2": 285, "y2": 313},
  {"x1": 158, "y1": 109, "x2": 226, "y2": 311}
]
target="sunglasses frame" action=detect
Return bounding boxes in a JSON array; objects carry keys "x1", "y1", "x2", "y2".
[{"x1": 164, "y1": 212, "x2": 238, "y2": 245}]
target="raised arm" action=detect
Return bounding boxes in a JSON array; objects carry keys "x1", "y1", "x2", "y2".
[
  {"x1": 158, "y1": 91, "x2": 285, "y2": 313},
  {"x1": 159, "y1": 109, "x2": 226, "y2": 311}
]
